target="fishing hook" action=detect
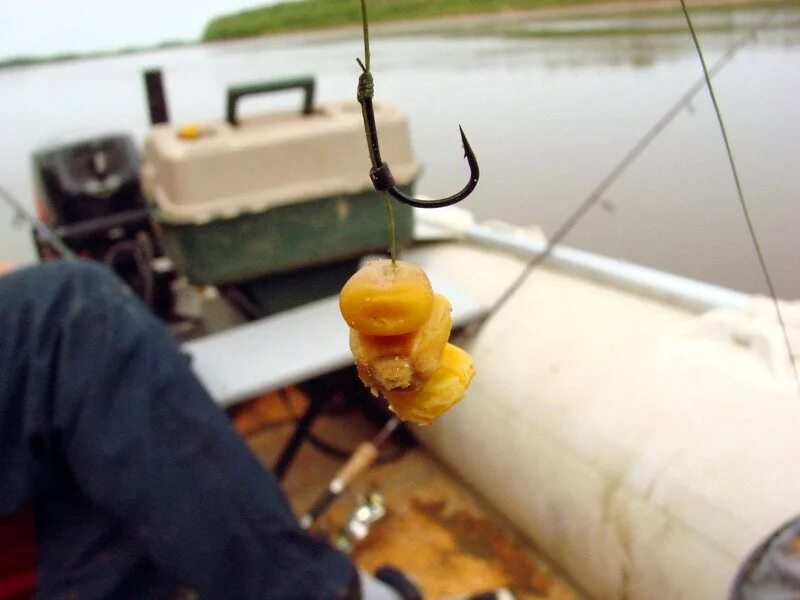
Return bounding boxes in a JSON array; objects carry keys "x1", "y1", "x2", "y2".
[{"x1": 356, "y1": 59, "x2": 480, "y2": 208}]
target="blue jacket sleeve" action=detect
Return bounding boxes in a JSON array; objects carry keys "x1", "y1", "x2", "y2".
[{"x1": 0, "y1": 260, "x2": 357, "y2": 599}]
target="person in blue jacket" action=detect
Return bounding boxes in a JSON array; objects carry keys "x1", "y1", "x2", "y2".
[{"x1": 0, "y1": 259, "x2": 414, "y2": 600}]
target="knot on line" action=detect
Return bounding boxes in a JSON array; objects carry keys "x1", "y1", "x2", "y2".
[
  {"x1": 357, "y1": 71, "x2": 374, "y2": 102},
  {"x1": 370, "y1": 162, "x2": 395, "y2": 192}
]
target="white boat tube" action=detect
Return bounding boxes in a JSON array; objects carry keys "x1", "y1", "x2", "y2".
[
  {"x1": 414, "y1": 205, "x2": 750, "y2": 313},
  {"x1": 405, "y1": 218, "x2": 800, "y2": 600},
  {"x1": 464, "y1": 224, "x2": 750, "y2": 313}
]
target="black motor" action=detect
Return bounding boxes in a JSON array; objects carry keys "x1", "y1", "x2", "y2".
[
  {"x1": 31, "y1": 134, "x2": 175, "y2": 320},
  {"x1": 33, "y1": 135, "x2": 144, "y2": 225}
]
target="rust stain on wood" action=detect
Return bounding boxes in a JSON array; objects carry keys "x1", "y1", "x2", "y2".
[
  {"x1": 412, "y1": 499, "x2": 554, "y2": 597},
  {"x1": 241, "y1": 407, "x2": 579, "y2": 599},
  {"x1": 350, "y1": 491, "x2": 561, "y2": 599}
]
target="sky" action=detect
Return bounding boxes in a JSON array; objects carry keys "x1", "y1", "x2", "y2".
[{"x1": 0, "y1": 0, "x2": 290, "y2": 60}]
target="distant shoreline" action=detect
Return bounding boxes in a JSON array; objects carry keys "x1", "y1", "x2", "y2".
[
  {"x1": 1, "y1": 0, "x2": 796, "y2": 70},
  {"x1": 0, "y1": 40, "x2": 193, "y2": 71},
  {"x1": 202, "y1": 0, "x2": 799, "y2": 41}
]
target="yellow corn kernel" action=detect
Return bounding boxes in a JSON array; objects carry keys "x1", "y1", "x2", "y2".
[
  {"x1": 383, "y1": 343, "x2": 475, "y2": 426},
  {"x1": 410, "y1": 294, "x2": 453, "y2": 382},
  {"x1": 351, "y1": 331, "x2": 414, "y2": 393},
  {"x1": 339, "y1": 259, "x2": 433, "y2": 336},
  {"x1": 350, "y1": 294, "x2": 452, "y2": 392}
]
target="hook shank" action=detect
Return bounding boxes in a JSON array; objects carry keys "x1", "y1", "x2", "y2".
[{"x1": 356, "y1": 69, "x2": 479, "y2": 209}]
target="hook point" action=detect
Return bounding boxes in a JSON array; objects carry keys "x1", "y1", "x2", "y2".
[{"x1": 458, "y1": 125, "x2": 473, "y2": 159}]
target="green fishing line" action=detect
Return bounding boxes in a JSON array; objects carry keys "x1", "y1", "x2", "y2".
[
  {"x1": 358, "y1": 0, "x2": 397, "y2": 266},
  {"x1": 382, "y1": 191, "x2": 397, "y2": 265}
]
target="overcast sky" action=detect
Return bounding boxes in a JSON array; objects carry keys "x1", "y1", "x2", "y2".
[{"x1": 0, "y1": 0, "x2": 290, "y2": 60}]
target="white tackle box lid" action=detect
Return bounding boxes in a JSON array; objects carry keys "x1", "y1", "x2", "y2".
[{"x1": 141, "y1": 100, "x2": 420, "y2": 225}]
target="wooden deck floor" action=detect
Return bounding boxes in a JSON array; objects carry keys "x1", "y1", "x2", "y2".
[{"x1": 233, "y1": 391, "x2": 582, "y2": 600}]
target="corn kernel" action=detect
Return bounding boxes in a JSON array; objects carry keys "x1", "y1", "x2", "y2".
[
  {"x1": 351, "y1": 293, "x2": 452, "y2": 392},
  {"x1": 383, "y1": 343, "x2": 475, "y2": 426},
  {"x1": 339, "y1": 259, "x2": 433, "y2": 336},
  {"x1": 351, "y1": 331, "x2": 413, "y2": 392}
]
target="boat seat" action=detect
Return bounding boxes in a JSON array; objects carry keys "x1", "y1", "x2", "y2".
[{"x1": 183, "y1": 268, "x2": 489, "y2": 407}]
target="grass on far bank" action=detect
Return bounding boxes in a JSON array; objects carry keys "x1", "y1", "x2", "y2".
[
  {"x1": 4, "y1": 0, "x2": 795, "y2": 70},
  {"x1": 202, "y1": 0, "x2": 798, "y2": 41},
  {"x1": 203, "y1": 0, "x2": 614, "y2": 41}
]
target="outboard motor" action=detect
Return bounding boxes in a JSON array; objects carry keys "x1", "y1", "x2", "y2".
[
  {"x1": 31, "y1": 134, "x2": 176, "y2": 319},
  {"x1": 34, "y1": 135, "x2": 143, "y2": 225}
]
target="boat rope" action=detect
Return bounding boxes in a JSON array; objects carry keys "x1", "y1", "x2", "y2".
[
  {"x1": 484, "y1": 8, "x2": 779, "y2": 326},
  {"x1": 679, "y1": 0, "x2": 799, "y2": 394}
]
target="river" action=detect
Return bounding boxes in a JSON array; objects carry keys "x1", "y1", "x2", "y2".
[{"x1": 1, "y1": 6, "x2": 798, "y2": 297}]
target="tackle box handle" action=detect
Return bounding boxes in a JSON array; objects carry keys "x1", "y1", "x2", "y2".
[{"x1": 226, "y1": 76, "x2": 316, "y2": 126}]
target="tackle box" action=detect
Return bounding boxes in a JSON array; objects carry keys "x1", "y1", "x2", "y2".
[{"x1": 141, "y1": 77, "x2": 419, "y2": 286}]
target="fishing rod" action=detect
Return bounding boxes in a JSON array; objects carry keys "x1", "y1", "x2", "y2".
[
  {"x1": 0, "y1": 185, "x2": 162, "y2": 309},
  {"x1": 299, "y1": 416, "x2": 400, "y2": 529},
  {"x1": 0, "y1": 185, "x2": 76, "y2": 260}
]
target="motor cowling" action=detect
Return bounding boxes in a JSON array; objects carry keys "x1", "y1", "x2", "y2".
[{"x1": 31, "y1": 134, "x2": 175, "y2": 320}]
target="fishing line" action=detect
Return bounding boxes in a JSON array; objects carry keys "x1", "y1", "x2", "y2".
[
  {"x1": 358, "y1": 0, "x2": 398, "y2": 266},
  {"x1": 382, "y1": 192, "x2": 397, "y2": 264},
  {"x1": 486, "y1": 8, "x2": 776, "y2": 322},
  {"x1": 679, "y1": 0, "x2": 799, "y2": 393}
]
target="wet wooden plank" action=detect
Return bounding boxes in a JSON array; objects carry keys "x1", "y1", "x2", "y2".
[{"x1": 238, "y1": 394, "x2": 581, "y2": 600}]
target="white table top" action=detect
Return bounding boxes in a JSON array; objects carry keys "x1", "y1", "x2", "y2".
[{"x1": 183, "y1": 268, "x2": 489, "y2": 407}]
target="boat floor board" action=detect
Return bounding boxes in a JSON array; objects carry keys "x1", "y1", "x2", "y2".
[
  {"x1": 239, "y1": 401, "x2": 581, "y2": 600},
  {"x1": 185, "y1": 268, "x2": 489, "y2": 408}
]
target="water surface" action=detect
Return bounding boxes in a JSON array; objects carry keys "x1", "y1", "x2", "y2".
[{"x1": 1, "y1": 7, "x2": 798, "y2": 297}]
